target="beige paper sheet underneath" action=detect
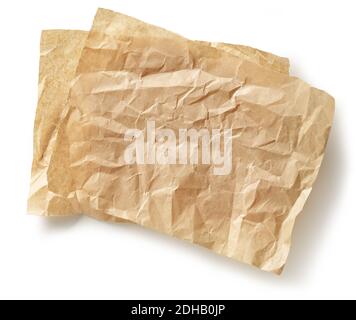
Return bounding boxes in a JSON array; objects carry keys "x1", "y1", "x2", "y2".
[{"x1": 29, "y1": 30, "x2": 88, "y2": 216}]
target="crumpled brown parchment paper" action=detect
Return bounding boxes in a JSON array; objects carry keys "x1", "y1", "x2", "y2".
[{"x1": 29, "y1": 9, "x2": 334, "y2": 274}]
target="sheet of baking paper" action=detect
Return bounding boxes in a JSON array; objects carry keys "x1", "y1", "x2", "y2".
[
  {"x1": 28, "y1": 30, "x2": 87, "y2": 216},
  {"x1": 48, "y1": 9, "x2": 334, "y2": 273},
  {"x1": 37, "y1": 9, "x2": 334, "y2": 274},
  {"x1": 28, "y1": 30, "x2": 289, "y2": 218}
]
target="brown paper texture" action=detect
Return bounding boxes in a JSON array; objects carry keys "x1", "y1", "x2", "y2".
[
  {"x1": 29, "y1": 30, "x2": 289, "y2": 219},
  {"x1": 31, "y1": 9, "x2": 334, "y2": 274},
  {"x1": 199, "y1": 42, "x2": 289, "y2": 75},
  {"x1": 28, "y1": 30, "x2": 88, "y2": 216}
]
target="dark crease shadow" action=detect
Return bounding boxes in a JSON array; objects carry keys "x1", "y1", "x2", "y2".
[{"x1": 282, "y1": 111, "x2": 345, "y2": 282}]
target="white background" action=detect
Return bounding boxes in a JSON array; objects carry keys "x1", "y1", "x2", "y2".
[{"x1": 0, "y1": 0, "x2": 354, "y2": 300}]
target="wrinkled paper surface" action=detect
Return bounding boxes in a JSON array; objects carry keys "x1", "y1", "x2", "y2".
[
  {"x1": 29, "y1": 9, "x2": 334, "y2": 274},
  {"x1": 29, "y1": 29, "x2": 289, "y2": 219},
  {"x1": 28, "y1": 30, "x2": 87, "y2": 215}
]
